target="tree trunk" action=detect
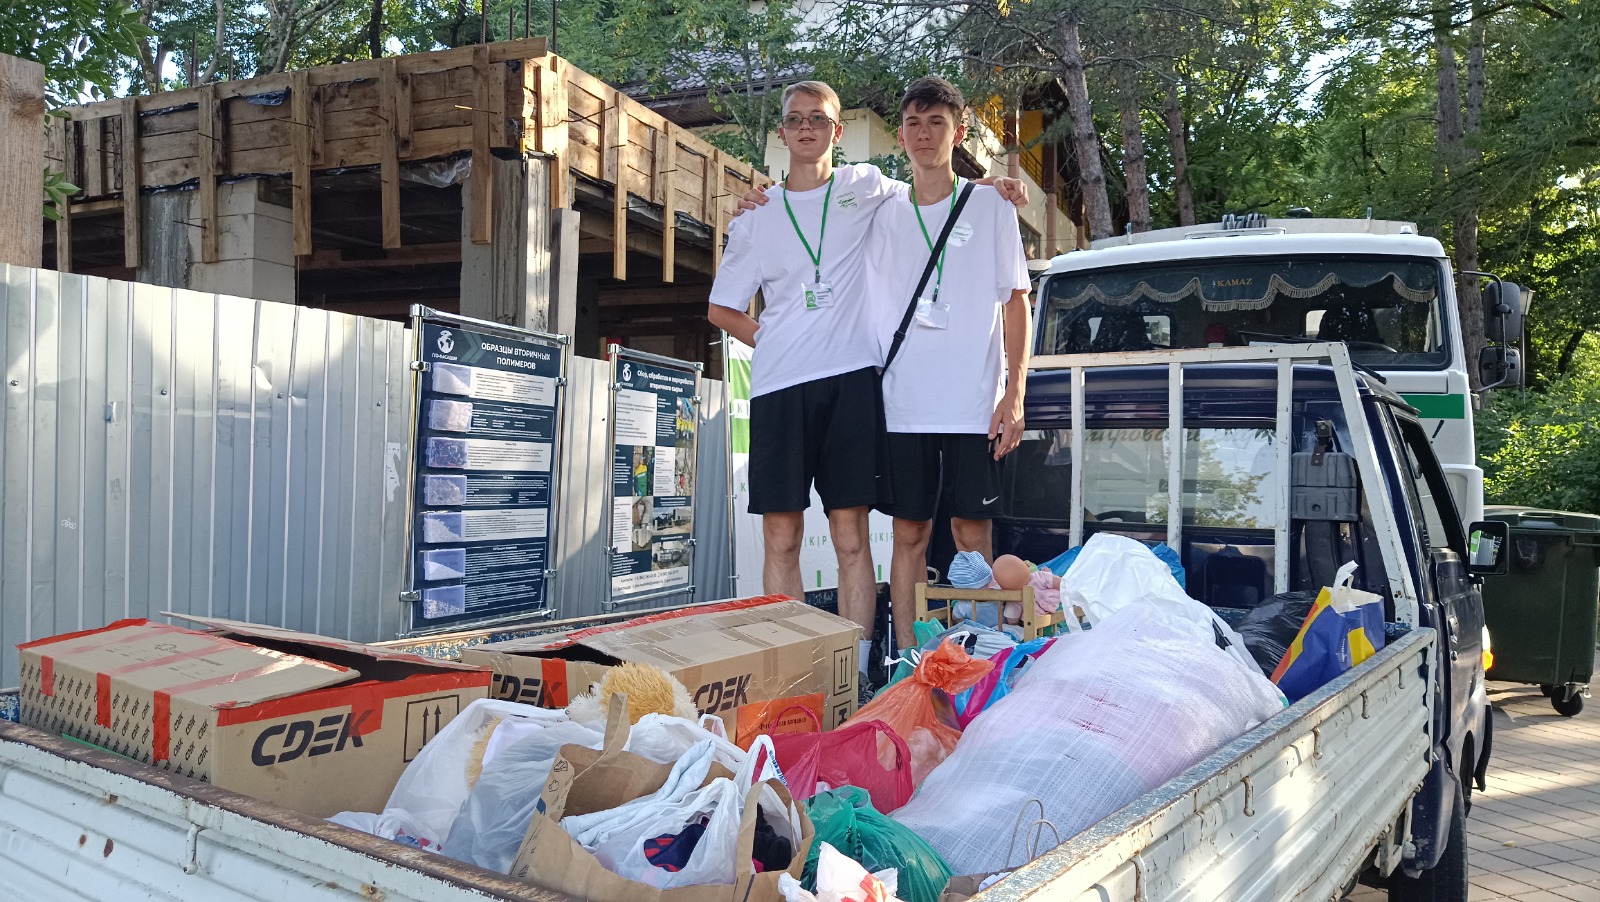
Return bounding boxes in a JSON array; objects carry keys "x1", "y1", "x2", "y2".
[
  {"x1": 1434, "y1": 10, "x2": 1484, "y2": 386},
  {"x1": 1457, "y1": 10, "x2": 1489, "y2": 381},
  {"x1": 198, "y1": 0, "x2": 226, "y2": 83},
  {"x1": 1116, "y1": 62, "x2": 1151, "y2": 233},
  {"x1": 1058, "y1": 18, "x2": 1114, "y2": 240},
  {"x1": 369, "y1": 0, "x2": 385, "y2": 58},
  {"x1": 1163, "y1": 80, "x2": 1195, "y2": 226},
  {"x1": 1557, "y1": 329, "x2": 1586, "y2": 376}
]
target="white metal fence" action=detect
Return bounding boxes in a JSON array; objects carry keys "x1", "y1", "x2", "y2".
[{"x1": 0, "y1": 265, "x2": 732, "y2": 684}]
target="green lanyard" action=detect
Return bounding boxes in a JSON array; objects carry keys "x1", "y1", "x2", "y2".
[
  {"x1": 911, "y1": 175, "x2": 959, "y2": 300},
  {"x1": 781, "y1": 173, "x2": 834, "y2": 284}
]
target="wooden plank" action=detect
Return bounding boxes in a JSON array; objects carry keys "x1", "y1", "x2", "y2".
[
  {"x1": 604, "y1": 90, "x2": 628, "y2": 280},
  {"x1": 121, "y1": 98, "x2": 141, "y2": 268},
  {"x1": 297, "y1": 241, "x2": 460, "y2": 271},
  {"x1": 196, "y1": 85, "x2": 220, "y2": 263},
  {"x1": 55, "y1": 38, "x2": 545, "y2": 125},
  {"x1": 1, "y1": 52, "x2": 46, "y2": 267},
  {"x1": 82, "y1": 117, "x2": 106, "y2": 197},
  {"x1": 701, "y1": 148, "x2": 716, "y2": 225},
  {"x1": 395, "y1": 71, "x2": 414, "y2": 156},
  {"x1": 291, "y1": 71, "x2": 313, "y2": 257},
  {"x1": 378, "y1": 58, "x2": 401, "y2": 249},
  {"x1": 54, "y1": 185, "x2": 72, "y2": 271},
  {"x1": 469, "y1": 45, "x2": 491, "y2": 246},
  {"x1": 709, "y1": 149, "x2": 724, "y2": 271},
  {"x1": 659, "y1": 123, "x2": 676, "y2": 282},
  {"x1": 489, "y1": 58, "x2": 508, "y2": 147},
  {"x1": 537, "y1": 58, "x2": 569, "y2": 208}
]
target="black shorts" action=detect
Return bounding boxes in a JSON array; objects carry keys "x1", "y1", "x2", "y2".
[
  {"x1": 748, "y1": 367, "x2": 886, "y2": 514},
  {"x1": 879, "y1": 432, "x2": 1002, "y2": 522}
]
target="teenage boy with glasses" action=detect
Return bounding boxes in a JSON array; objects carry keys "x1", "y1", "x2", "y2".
[{"x1": 709, "y1": 80, "x2": 1027, "y2": 699}]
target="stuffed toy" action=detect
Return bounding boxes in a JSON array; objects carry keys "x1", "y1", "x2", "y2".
[{"x1": 565, "y1": 661, "x2": 699, "y2": 726}]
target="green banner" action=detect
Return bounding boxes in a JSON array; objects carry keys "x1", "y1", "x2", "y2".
[{"x1": 728, "y1": 356, "x2": 752, "y2": 454}]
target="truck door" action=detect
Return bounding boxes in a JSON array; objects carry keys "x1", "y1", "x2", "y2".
[{"x1": 1394, "y1": 415, "x2": 1486, "y2": 758}]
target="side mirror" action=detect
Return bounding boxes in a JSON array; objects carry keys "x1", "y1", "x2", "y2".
[
  {"x1": 1467, "y1": 520, "x2": 1509, "y2": 576},
  {"x1": 1478, "y1": 345, "x2": 1522, "y2": 389},
  {"x1": 1483, "y1": 280, "x2": 1525, "y2": 346}
]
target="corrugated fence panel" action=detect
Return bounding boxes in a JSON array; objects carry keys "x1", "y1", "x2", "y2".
[
  {"x1": 0, "y1": 266, "x2": 413, "y2": 686},
  {"x1": 0, "y1": 265, "x2": 737, "y2": 682}
]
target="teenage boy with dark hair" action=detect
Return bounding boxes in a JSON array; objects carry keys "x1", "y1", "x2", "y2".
[
  {"x1": 711, "y1": 81, "x2": 1028, "y2": 700},
  {"x1": 868, "y1": 75, "x2": 1032, "y2": 655}
]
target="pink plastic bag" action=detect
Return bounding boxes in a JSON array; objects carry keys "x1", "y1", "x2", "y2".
[{"x1": 770, "y1": 706, "x2": 915, "y2": 814}]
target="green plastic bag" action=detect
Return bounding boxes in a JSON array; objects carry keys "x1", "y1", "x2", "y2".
[{"x1": 803, "y1": 787, "x2": 953, "y2": 902}]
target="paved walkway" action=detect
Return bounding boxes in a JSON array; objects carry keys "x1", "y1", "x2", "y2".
[{"x1": 1352, "y1": 658, "x2": 1600, "y2": 901}]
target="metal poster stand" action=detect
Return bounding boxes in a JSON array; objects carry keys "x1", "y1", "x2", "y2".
[
  {"x1": 603, "y1": 344, "x2": 704, "y2": 609},
  {"x1": 399, "y1": 307, "x2": 569, "y2": 635}
]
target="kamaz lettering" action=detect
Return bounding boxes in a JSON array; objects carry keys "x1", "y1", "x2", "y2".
[
  {"x1": 693, "y1": 674, "x2": 751, "y2": 713},
  {"x1": 250, "y1": 711, "x2": 369, "y2": 766}
]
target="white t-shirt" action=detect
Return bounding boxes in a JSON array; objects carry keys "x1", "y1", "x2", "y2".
[
  {"x1": 869, "y1": 181, "x2": 1030, "y2": 433},
  {"x1": 708, "y1": 163, "x2": 904, "y2": 398}
]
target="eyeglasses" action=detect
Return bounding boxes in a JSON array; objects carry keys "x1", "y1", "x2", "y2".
[{"x1": 782, "y1": 113, "x2": 837, "y2": 131}]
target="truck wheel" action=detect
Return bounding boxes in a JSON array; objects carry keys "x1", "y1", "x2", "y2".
[
  {"x1": 1389, "y1": 798, "x2": 1468, "y2": 902},
  {"x1": 1552, "y1": 692, "x2": 1584, "y2": 717}
]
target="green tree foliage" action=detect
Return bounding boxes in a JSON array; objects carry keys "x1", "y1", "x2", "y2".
[
  {"x1": 1478, "y1": 346, "x2": 1600, "y2": 514},
  {"x1": 0, "y1": 0, "x2": 149, "y2": 104}
]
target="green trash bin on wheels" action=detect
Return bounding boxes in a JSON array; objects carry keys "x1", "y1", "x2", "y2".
[{"x1": 1481, "y1": 506, "x2": 1600, "y2": 717}]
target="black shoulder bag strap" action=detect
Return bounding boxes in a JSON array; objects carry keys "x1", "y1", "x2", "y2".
[{"x1": 882, "y1": 180, "x2": 977, "y2": 372}]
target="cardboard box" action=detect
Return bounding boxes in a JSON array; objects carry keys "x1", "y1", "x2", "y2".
[
  {"x1": 462, "y1": 597, "x2": 860, "y2": 745},
  {"x1": 16, "y1": 616, "x2": 489, "y2": 817}
]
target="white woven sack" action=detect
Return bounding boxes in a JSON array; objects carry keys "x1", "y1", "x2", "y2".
[{"x1": 892, "y1": 602, "x2": 1283, "y2": 876}]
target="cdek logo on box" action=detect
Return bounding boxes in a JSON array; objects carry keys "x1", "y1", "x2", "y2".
[
  {"x1": 693, "y1": 674, "x2": 751, "y2": 713},
  {"x1": 250, "y1": 711, "x2": 370, "y2": 766},
  {"x1": 491, "y1": 672, "x2": 544, "y2": 706}
]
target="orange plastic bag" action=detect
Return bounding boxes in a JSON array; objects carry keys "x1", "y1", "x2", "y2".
[{"x1": 845, "y1": 641, "x2": 993, "y2": 786}]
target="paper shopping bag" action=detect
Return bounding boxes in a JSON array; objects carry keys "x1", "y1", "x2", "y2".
[{"x1": 510, "y1": 695, "x2": 814, "y2": 902}]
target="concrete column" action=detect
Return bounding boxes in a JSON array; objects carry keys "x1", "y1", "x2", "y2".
[
  {"x1": 460, "y1": 155, "x2": 553, "y2": 333},
  {"x1": 186, "y1": 181, "x2": 296, "y2": 303},
  {"x1": 548, "y1": 207, "x2": 580, "y2": 339}
]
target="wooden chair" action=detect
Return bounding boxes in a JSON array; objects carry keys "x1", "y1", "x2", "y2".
[{"x1": 914, "y1": 583, "x2": 1066, "y2": 641}]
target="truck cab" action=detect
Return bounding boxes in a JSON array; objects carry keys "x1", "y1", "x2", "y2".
[
  {"x1": 1030, "y1": 217, "x2": 1528, "y2": 527},
  {"x1": 995, "y1": 344, "x2": 1495, "y2": 897}
]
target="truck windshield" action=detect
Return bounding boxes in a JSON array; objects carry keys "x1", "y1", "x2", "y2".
[{"x1": 1039, "y1": 255, "x2": 1448, "y2": 368}]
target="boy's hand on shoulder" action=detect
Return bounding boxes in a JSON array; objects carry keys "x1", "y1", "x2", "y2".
[
  {"x1": 733, "y1": 184, "x2": 774, "y2": 217},
  {"x1": 975, "y1": 177, "x2": 1030, "y2": 208}
]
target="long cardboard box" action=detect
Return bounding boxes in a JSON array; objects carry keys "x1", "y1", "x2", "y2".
[
  {"x1": 462, "y1": 597, "x2": 860, "y2": 746},
  {"x1": 17, "y1": 616, "x2": 489, "y2": 817}
]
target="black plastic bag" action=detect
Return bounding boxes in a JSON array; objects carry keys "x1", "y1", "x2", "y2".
[{"x1": 1233, "y1": 591, "x2": 1318, "y2": 675}]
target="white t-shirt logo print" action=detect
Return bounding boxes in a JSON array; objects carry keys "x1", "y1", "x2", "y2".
[{"x1": 948, "y1": 221, "x2": 975, "y2": 247}]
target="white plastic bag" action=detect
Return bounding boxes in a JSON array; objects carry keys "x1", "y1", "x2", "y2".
[
  {"x1": 440, "y1": 718, "x2": 604, "y2": 872},
  {"x1": 778, "y1": 843, "x2": 901, "y2": 902},
  {"x1": 625, "y1": 712, "x2": 746, "y2": 770},
  {"x1": 1063, "y1": 533, "x2": 1283, "y2": 701},
  {"x1": 378, "y1": 698, "x2": 566, "y2": 849},
  {"x1": 327, "y1": 810, "x2": 439, "y2": 852},
  {"x1": 561, "y1": 739, "x2": 720, "y2": 849},
  {"x1": 892, "y1": 602, "x2": 1284, "y2": 877}
]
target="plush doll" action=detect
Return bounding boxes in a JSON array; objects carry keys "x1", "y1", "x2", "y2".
[{"x1": 565, "y1": 661, "x2": 699, "y2": 726}]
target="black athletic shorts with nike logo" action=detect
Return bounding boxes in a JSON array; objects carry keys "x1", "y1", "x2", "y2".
[{"x1": 878, "y1": 432, "x2": 1002, "y2": 522}]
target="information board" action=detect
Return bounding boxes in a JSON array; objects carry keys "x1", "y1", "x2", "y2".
[
  {"x1": 606, "y1": 347, "x2": 702, "y2": 606},
  {"x1": 405, "y1": 313, "x2": 566, "y2": 631}
]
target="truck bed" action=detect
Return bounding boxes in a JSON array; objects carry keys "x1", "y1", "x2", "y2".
[
  {"x1": 974, "y1": 627, "x2": 1436, "y2": 901},
  {"x1": 0, "y1": 628, "x2": 1434, "y2": 902}
]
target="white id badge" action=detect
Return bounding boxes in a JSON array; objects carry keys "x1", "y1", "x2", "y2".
[
  {"x1": 802, "y1": 282, "x2": 835, "y2": 310},
  {"x1": 914, "y1": 295, "x2": 950, "y2": 329}
]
